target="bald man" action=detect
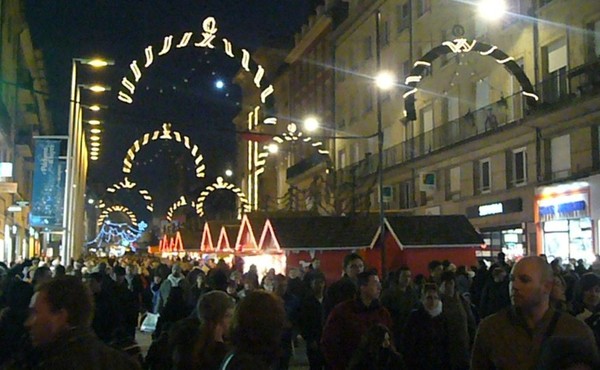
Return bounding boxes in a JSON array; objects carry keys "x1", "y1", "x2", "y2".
[{"x1": 471, "y1": 256, "x2": 598, "y2": 370}]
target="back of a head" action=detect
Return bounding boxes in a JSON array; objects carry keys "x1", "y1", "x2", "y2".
[
  {"x1": 357, "y1": 269, "x2": 378, "y2": 287},
  {"x1": 231, "y1": 291, "x2": 285, "y2": 356},
  {"x1": 38, "y1": 276, "x2": 94, "y2": 328},
  {"x1": 197, "y1": 290, "x2": 235, "y2": 324}
]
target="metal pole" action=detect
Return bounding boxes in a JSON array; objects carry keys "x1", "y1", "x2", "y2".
[
  {"x1": 375, "y1": 9, "x2": 386, "y2": 277},
  {"x1": 62, "y1": 60, "x2": 77, "y2": 261}
]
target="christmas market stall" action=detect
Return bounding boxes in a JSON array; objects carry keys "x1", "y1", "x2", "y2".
[
  {"x1": 363, "y1": 215, "x2": 483, "y2": 277},
  {"x1": 234, "y1": 214, "x2": 284, "y2": 276},
  {"x1": 258, "y1": 216, "x2": 379, "y2": 283}
]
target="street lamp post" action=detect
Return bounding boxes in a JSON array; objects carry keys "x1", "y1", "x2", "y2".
[
  {"x1": 63, "y1": 58, "x2": 112, "y2": 261},
  {"x1": 375, "y1": 9, "x2": 387, "y2": 277}
]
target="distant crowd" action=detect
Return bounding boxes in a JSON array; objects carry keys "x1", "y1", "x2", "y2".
[{"x1": 0, "y1": 252, "x2": 600, "y2": 369}]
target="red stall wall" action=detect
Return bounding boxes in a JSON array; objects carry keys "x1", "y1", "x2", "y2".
[{"x1": 285, "y1": 250, "x2": 356, "y2": 285}]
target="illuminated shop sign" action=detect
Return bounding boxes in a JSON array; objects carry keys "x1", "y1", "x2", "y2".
[
  {"x1": 537, "y1": 191, "x2": 589, "y2": 222},
  {"x1": 466, "y1": 198, "x2": 522, "y2": 218}
]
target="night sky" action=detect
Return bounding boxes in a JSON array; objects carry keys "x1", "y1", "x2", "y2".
[{"x1": 25, "y1": 0, "x2": 316, "y2": 221}]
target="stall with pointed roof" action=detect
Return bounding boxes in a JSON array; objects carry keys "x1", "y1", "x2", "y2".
[
  {"x1": 363, "y1": 215, "x2": 483, "y2": 277},
  {"x1": 234, "y1": 214, "x2": 285, "y2": 276}
]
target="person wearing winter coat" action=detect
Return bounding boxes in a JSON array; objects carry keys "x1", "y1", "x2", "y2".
[
  {"x1": 160, "y1": 264, "x2": 190, "y2": 310},
  {"x1": 403, "y1": 283, "x2": 451, "y2": 370}
]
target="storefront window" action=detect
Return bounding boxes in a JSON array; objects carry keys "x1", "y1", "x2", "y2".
[
  {"x1": 543, "y1": 217, "x2": 594, "y2": 263},
  {"x1": 480, "y1": 227, "x2": 525, "y2": 261}
]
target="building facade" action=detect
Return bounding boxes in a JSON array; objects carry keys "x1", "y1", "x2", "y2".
[
  {"x1": 0, "y1": 0, "x2": 53, "y2": 263},
  {"x1": 235, "y1": 0, "x2": 600, "y2": 262}
]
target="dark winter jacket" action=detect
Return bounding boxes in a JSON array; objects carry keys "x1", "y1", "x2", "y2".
[
  {"x1": 403, "y1": 306, "x2": 450, "y2": 370},
  {"x1": 321, "y1": 298, "x2": 392, "y2": 370},
  {"x1": 31, "y1": 327, "x2": 141, "y2": 370}
]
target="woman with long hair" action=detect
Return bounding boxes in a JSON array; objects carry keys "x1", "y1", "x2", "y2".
[
  {"x1": 172, "y1": 290, "x2": 235, "y2": 370},
  {"x1": 348, "y1": 324, "x2": 405, "y2": 370},
  {"x1": 220, "y1": 290, "x2": 286, "y2": 370}
]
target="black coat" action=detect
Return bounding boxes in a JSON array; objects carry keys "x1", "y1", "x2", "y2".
[{"x1": 403, "y1": 306, "x2": 450, "y2": 370}]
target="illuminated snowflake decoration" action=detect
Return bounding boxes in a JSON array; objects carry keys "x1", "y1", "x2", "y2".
[
  {"x1": 105, "y1": 177, "x2": 154, "y2": 212},
  {"x1": 166, "y1": 195, "x2": 196, "y2": 222}
]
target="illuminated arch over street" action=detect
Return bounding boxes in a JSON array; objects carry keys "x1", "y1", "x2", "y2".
[
  {"x1": 122, "y1": 123, "x2": 206, "y2": 178},
  {"x1": 403, "y1": 38, "x2": 538, "y2": 121},
  {"x1": 105, "y1": 177, "x2": 154, "y2": 212},
  {"x1": 255, "y1": 122, "x2": 330, "y2": 177},
  {"x1": 97, "y1": 205, "x2": 138, "y2": 227},
  {"x1": 195, "y1": 176, "x2": 250, "y2": 220},
  {"x1": 166, "y1": 196, "x2": 196, "y2": 222},
  {"x1": 117, "y1": 17, "x2": 276, "y2": 124}
]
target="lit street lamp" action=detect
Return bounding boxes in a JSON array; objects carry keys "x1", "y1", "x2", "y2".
[
  {"x1": 477, "y1": 0, "x2": 507, "y2": 21},
  {"x1": 303, "y1": 116, "x2": 320, "y2": 132}
]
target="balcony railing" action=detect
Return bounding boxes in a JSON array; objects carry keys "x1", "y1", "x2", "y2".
[
  {"x1": 286, "y1": 152, "x2": 329, "y2": 180},
  {"x1": 335, "y1": 59, "x2": 600, "y2": 181}
]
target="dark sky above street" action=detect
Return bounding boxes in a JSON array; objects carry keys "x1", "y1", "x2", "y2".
[{"x1": 25, "y1": 0, "x2": 316, "y2": 220}]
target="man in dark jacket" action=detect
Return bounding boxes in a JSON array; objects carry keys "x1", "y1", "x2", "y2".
[
  {"x1": 299, "y1": 272, "x2": 326, "y2": 370},
  {"x1": 322, "y1": 253, "x2": 364, "y2": 320},
  {"x1": 479, "y1": 267, "x2": 510, "y2": 318},
  {"x1": 25, "y1": 276, "x2": 140, "y2": 369},
  {"x1": 321, "y1": 269, "x2": 392, "y2": 370}
]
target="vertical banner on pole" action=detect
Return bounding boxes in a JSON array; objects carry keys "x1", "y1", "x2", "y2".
[{"x1": 30, "y1": 140, "x2": 62, "y2": 228}]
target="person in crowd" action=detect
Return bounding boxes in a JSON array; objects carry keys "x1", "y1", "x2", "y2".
[
  {"x1": 322, "y1": 253, "x2": 365, "y2": 320},
  {"x1": 562, "y1": 262, "x2": 579, "y2": 303},
  {"x1": 31, "y1": 265, "x2": 52, "y2": 289},
  {"x1": 347, "y1": 324, "x2": 405, "y2": 370},
  {"x1": 153, "y1": 287, "x2": 190, "y2": 339},
  {"x1": 536, "y1": 336, "x2": 600, "y2": 370},
  {"x1": 572, "y1": 272, "x2": 600, "y2": 350},
  {"x1": 439, "y1": 271, "x2": 475, "y2": 370},
  {"x1": 287, "y1": 267, "x2": 306, "y2": 299},
  {"x1": 220, "y1": 290, "x2": 287, "y2": 370},
  {"x1": 145, "y1": 273, "x2": 163, "y2": 314},
  {"x1": 159, "y1": 264, "x2": 189, "y2": 309},
  {"x1": 0, "y1": 279, "x2": 33, "y2": 367},
  {"x1": 455, "y1": 265, "x2": 472, "y2": 296},
  {"x1": 24, "y1": 276, "x2": 140, "y2": 369},
  {"x1": 237, "y1": 272, "x2": 258, "y2": 300},
  {"x1": 403, "y1": 283, "x2": 450, "y2": 370},
  {"x1": 298, "y1": 272, "x2": 326, "y2": 370},
  {"x1": 550, "y1": 273, "x2": 570, "y2": 312},
  {"x1": 380, "y1": 266, "x2": 418, "y2": 349},
  {"x1": 470, "y1": 260, "x2": 490, "y2": 308},
  {"x1": 114, "y1": 265, "x2": 139, "y2": 339},
  {"x1": 479, "y1": 267, "x2": 510, "y2": 318},
  {"x1": 471, "y1": 256, "x2": 598, "y2": 370},
  {"x1": 321, "y1": 269, "x2": 392, "y2": 370},
  {"x1": 188, "y1": 270, "x2": 208, "y2": 308},
  {"x1": 427, "y1": 260, "x2": 444, "y2": 284},
  {"x1": 273, "y1": 274, "x2": 300, "y2": 370},
  {"x1": 576, "y1": 259, "x2": 589, "y2": 276},
  {"x1": 53, "y1": 264, "x2": 66, "y2": 278},
  {"x1": 86, "y1": 272, "x2": 121, "y2": 343},
  {"x1": 172, "y1": 290, "x2": 235, "y2": 370},
  {"x1": 491, "y1": 252, "x2": 511, "y2": 274}
]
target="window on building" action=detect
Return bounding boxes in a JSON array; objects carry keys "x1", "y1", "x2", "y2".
[
  {"x1": 396, "y1": 2, "x2": 410, "y2": 33},
  {"x1": 550, "y1": 134, "x2": 571, "y2": 179},
  {"x1": 364, "y1": 36, "x2": 373, "y2": 59},
  {"x1": 512, "y1": 147, "x2": 527, "y2": 186},
  {"x1": 478, "y1": 158, "x2": 491, "y2": 193},
  {"x1": 543, "y1": 38, "x2": 568, "y2": 102},
  {"x1": 338, "y1": 148, "x2": 346, "y2": 169},
  {"x1": 399, "y1": 181, "x2": 413, "y2": 209},
  {"x1": 446, "y1": 166, "x2": 461, "y2": 200},
  {"x1": 380, "y1": 20, "x2": 390, "y2": 47},
  {"x1": 416, "y1": 0, "x2": 431, "y2": 17}
]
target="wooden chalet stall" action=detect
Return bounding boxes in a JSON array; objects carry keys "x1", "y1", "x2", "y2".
[
  {"x1": 363, "y1": 215, "x2": 483, "y2": 277},
  {"x1": 200, "y1": 220, "x2": 237, "y2": 263},
  {"x1": 234, "y1": 214, "x2": 285, "y2": 276},
  {"x1": 258, "y1": 216, "x2": 379, "y2": 284}
]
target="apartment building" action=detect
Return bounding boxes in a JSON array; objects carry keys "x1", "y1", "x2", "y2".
[
  {"x1": 0, "y1": 0, "x2": 54, "y2": 262},
  {"x1": 332, "y1": 0, "x2": 600, "y2": 261}
]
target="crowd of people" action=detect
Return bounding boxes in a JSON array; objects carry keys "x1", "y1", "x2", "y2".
[{"x1": 0, "y1": 251, "x2": 600, "y2": 369}]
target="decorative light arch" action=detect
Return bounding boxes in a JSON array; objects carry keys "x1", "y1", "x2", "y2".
[
  {"x1": 97, "y1": 205, "x2": 139, "y2": 228},
  {"x1": 122, "y1": 123, "x2": 206, "y2": 178},
  {"x1": 166, "y1": 196, "x2": 196, "y2": 222},
  {"x1": 195, "y1": 176, "x2": 251, "y2": 220},
  {"x1": 403, "y1": 38, "x2": 538, "y2": 121},
  {"x1": 117, "y1": 16, "x2": 276, "y2": 126},
  {"x1": 105, "y1": 177, "x2": 154, "y2": 212},
  {"x1": 255, "y1": 122, "x2": 330, "y2": 176}
]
